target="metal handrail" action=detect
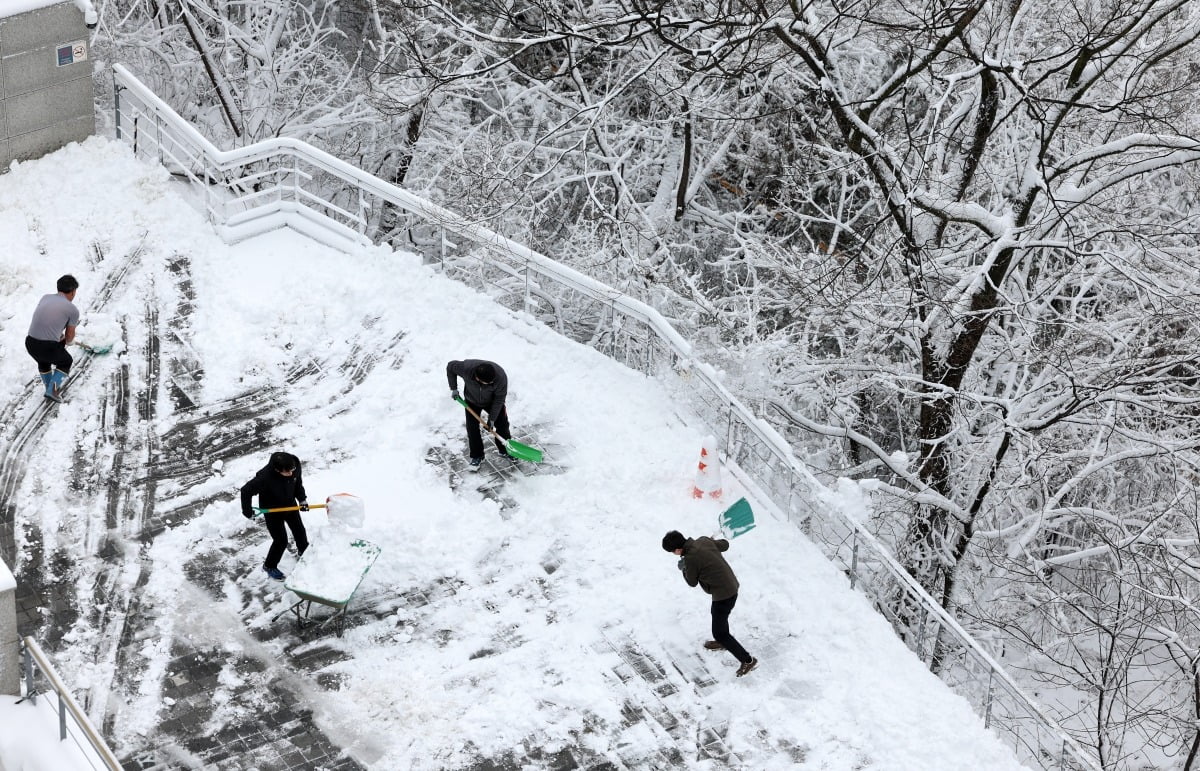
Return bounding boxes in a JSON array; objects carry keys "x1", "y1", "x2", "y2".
[
  {"x1": 20, "y1": 636, "x2": 122, "y2": 770},
  {"x1": 110, "y1": 63, "x2": 1100, "y2": 771}
]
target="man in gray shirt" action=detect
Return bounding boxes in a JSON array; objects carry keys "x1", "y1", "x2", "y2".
[{"x1": 25, "y1": 275, "x2": 80, "y2": 402}]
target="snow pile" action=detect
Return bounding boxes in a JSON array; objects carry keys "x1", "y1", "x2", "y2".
[
  {"x1": 74, "y1": 311, "x2": 123, "y2": 354},
  {"x1": 286, "y1": 539, "x2": 379, "y2": 603},
  {"x1": 324, "y1": 492, "x2": 365, "y2": 529}
]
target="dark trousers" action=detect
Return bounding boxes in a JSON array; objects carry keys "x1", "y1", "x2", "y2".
[
  {"x1": 711, "y1": 594, "x2": 752, "y2": 664},
  {"x1": 263, "y1": 510, "x2": 308, "y2": 570},
  {"x1": 25, "y1": 336, "x2": 73, "y2": 374},
  {"x1": 465, "y1": 402, "x2": 510, "y2": 460}
]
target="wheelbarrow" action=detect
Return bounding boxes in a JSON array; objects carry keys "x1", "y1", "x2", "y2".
[{"x1": 273, "y1": 539, "x2": 381, "y2": 638}]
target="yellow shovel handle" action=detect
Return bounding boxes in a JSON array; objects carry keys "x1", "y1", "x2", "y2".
[{"x1": 258, "y1": 503, "x2": 327, "y2": 514}]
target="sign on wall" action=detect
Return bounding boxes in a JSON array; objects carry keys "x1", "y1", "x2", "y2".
[{"x1": 55, "y1": 40, "x2": 87, "y2": 67}]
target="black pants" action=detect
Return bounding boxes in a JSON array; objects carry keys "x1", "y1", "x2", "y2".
[
  {"x1": 711, "y1": 594, "x2": 752, "y2": 664},
  {"x1": 263, "y1": 510, "x2": 308, "y2": 570},
  {"x1": 25, "y1": 336, "x2": 72, "y2": 374},
  {"x1": 465, "y1": 402, "x2": 510, "y2": 460}
]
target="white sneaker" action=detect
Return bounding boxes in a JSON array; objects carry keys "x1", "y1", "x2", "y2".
[{"x1": 468, "y1": 458, "x2": 483, "y2": 472}]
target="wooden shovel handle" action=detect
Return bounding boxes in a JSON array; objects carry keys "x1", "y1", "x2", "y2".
[{"x1": 455, "y1": 397, "x2": 505, "y2": 441}]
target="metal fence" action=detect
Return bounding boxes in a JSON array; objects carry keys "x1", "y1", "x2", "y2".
[
  {"x1": 20, "y1": 636, "x2": 122, "y2": 769},
  {"x1": 110, "y1": 63, "x2": 1100, "y2": 771}
]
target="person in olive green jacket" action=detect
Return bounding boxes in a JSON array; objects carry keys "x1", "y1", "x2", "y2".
[{"x1": 662, "y1": 530, "x2": 758, "y2": 677}]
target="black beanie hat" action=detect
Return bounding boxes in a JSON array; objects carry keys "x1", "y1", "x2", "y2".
[
  {"x1": 662, "y1": 531, "x2": 686, "y2": 552},
  {"x1": 474, "y1": 362, "x2": 496, "y2": 383}
]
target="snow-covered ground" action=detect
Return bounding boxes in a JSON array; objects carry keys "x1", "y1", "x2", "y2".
[{"x1": 0, "y1": 138, "x2": 1030, "y2": 769}]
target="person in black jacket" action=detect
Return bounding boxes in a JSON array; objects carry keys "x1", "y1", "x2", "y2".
[
  {"x1": 663, "y1": 530, "x2": 758, "y2": 677},
  {"x1": 446, "y1": 359, "x2": 512, "y2": 470},
  {"x1": 241, "y1": 451, "x2": 310, "y2": 580}
]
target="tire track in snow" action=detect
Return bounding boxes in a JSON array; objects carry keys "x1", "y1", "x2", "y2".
[
  {"x1": 101, "y1": 320, "x2": 406, "y2": 768},
  {"x1": 4, "y1": 242, "x2": 409, "y2": 766},
  {"x1": 0, "y1": 240, "x2": 144, "y2": 610}
]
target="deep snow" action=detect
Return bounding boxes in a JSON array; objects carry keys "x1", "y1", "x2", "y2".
[{"x1": 0, "y1": 137, "x2": 1030, "y2": 769}]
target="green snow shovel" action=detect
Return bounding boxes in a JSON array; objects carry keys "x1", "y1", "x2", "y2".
[
  {"x1": 719, "y1": 497, "x2": 756, "y2": 538},
  {"x1": 77, "y1": 341, "x2": 113, "y2": 354},
  {"x1": 454, "y1": 396, "x2": 544, "y2": 463}
]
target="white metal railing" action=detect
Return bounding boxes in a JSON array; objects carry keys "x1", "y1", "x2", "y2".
[
  {"x1": 19, "y1": 636, "x2": 122, "y2": 769},
  {"x1": 110, "y1": 63, "x2": 1100, "y2": 771}
]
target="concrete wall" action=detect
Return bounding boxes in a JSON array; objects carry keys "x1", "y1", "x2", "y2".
[
  {"x1": 0, "y1": 558, "x2": 16, "y2": 697},
  {"x1": 0, "y1": 1, "x2": 94, "y2": 171}
]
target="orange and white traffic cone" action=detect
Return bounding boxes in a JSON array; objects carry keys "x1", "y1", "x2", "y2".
[{"x1": 692, "y1": 436, "x2": 723, "y2": 499}]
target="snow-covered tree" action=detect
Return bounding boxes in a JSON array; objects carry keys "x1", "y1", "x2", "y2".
[
  {"x1": 98, "y1": 0, "x2": 373, "y2": 148},
  {"x1": 356, "y1": 0, "x2": 1200, "y2": 760}
]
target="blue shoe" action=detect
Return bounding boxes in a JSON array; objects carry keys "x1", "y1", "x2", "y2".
[
  {"x1": 50, "y1": 370, "x2": 66, "y2": 400},
  {"x1": 263, "y1": 566, "x2": 285, "y2": 581}
]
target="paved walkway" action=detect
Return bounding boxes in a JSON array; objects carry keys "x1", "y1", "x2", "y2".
[
  {"x1": 4, "y1": 247, "x2": 369, "y2": 769},
  {"x1": 4, "y1": 245, "x2": 618, "y2": 769}
]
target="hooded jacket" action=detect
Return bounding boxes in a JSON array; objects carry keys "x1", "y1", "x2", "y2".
[
  {"x1": 240, "y1": 454, "x2": 306, "y2": 514},
  {"x1": 681, "y1": 536, "x2": 740, "y2": 601},
  {"x1": 446, "y1": 359, "x2": 508, "y2": 418}
]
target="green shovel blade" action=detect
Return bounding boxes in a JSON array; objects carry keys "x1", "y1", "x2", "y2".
[
  {"x1": 719, "y1": 498, "x2": 756, "y2": 538},
  {"x1": 505, "y1": 439, "x2": 543, "y2": 463},
  {"x1": 80, "y1": 342, "x2": 113, "y2": 354},
  {"x1": 453, "y1": 395, "x2": 544, "y2": 463}
]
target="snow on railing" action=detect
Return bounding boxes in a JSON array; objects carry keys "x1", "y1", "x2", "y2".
[
  {"x1": 110, "y1": 63, "x2": 1100, "y2": 771},
  {"x1": 19, "y1": 637, "x2": 122, "y2": 769}
]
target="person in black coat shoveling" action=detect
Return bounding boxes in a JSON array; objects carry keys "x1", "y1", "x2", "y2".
[
  {"x1": 447, "y1": 359, "x2": 512, "y2": 471},
  {"x1": 662, "y1": 530, "x2": 758, "y2": 677},
  {"x1": 25, "y1": 274, "x2": 80, "y2": 403},
  {"x1": 241, "y1": 451, "x2": 310, "y2": 580}
]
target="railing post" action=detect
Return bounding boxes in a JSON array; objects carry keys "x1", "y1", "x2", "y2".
[
  {"x1": 983, "y1": 669, "x2": 995, "y2": 728},
  {"x1": 724, "y1": 403, "x2": 735, "y2": 454},
  {"x1": 58, "y1": 692, "x2": 67, "y2": 739},
  {"x1": 524, "y1": 260, "x2": 532, "y2": 315},
  {"x1": 205, "y1": 165, "x2": 214, "y2": 224},
  {"x1": 21, "y1": 642, "x2": 34, "y2": 704},
  {"x1": 849, "y1": 535, "x2": 859, "y2": 589},
  {"x1": 112, "y1": 72, "x2": 122, "y2": 140},
  {"x1": 915, "y1": 609, "x2": 930, "y2": 660},
  {"x1": 608, "y1": 303, "x2": 617, "y2": 357}
]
